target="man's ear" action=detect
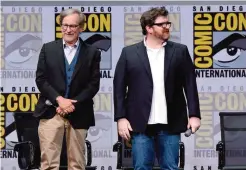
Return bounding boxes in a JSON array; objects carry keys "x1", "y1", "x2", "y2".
[{"x1": 146, "y1": 25, "x2": 153, "y2": 34}]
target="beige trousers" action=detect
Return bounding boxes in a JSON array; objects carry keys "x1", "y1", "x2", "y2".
[{"x1": 38, "y1": 114, "x2": 87, "y2": 170}]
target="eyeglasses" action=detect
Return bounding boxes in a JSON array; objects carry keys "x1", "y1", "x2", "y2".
[
  {"x1": 61, "y1": 24, "x2": 79, "y2": 30},
  {"x1": 153, "y1": 22, "x2": 172, "y2": 28}
]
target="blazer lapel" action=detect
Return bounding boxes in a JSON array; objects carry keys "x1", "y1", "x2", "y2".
[
  {"x1": 56, "y1": 39, "x2": 66, "y2": 79},
  {"x1": 71, "y1": 39, "x2": 89, "y2": 81},
  {"x1": 164, "y1": 41, "x2": 175, "y2": 81},
  {"x1": 136, "y1": 41, "x2": 153, "y2": 81}
]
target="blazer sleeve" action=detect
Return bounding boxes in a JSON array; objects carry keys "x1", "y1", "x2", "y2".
[
  {"x1": 35, "y1": 43, "x2": 60, "y2": 104},
  {"x1": 182, "y1": 45, "x2": 201, "y2": 119},
  {"x1": 113, "y1": 48, "x2": 127, "y2": 122},
  {"x1": 73, "y1": 49, "x2": 101, "y2": 102}
]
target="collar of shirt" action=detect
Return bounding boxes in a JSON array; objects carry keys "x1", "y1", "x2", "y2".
[
  {"x1": 143, "y1": 36, "x2": 167, "y2": 51},
  {"x1": 63, "y1": 39, "x2": 80, "y2": 49}
]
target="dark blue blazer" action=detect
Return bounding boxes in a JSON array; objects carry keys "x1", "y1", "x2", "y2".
[{"x1": 113, "y1": 41, "x2": 201, "y2": 133}]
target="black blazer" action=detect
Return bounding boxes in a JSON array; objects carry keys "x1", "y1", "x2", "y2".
[
  {"x1": 113, "y1": 41, "x2": 201, "y2": 133},
  {"x1": 34, "y1": 38, "x2": 101, "y2": 129}
]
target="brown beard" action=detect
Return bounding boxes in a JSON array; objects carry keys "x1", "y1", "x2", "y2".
[{"x1": 153, "y1": 29, "x2": 169, "y2": 41}]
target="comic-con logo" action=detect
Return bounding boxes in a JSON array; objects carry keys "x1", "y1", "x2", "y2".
[
  {"x1": 54, "y1": 7, "x2": 112, "y2": 78},
  {"x1": 193, "y1": 10, "x2": 246, "y2": 78},
  {"x1": 1, "y1": 10, "x2": 43, "y2": 79}
]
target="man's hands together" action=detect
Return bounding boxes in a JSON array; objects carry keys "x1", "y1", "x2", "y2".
[{"x1": 56, "y1": 96, "x2": 77, "y2": 117}]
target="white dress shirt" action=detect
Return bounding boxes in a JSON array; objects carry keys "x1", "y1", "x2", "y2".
[
  {"x1": 144, "y1": 38, "x2": 168, "y2": 124},
  {"x1": 63, "y1": 39, "x2": 79, "y2": 64}
]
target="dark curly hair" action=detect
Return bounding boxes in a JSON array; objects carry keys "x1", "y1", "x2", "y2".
[{"x1": 140, "y1": 7, "x2": 169, "y2": 35}]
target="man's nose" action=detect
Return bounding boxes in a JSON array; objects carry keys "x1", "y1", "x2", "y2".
[{"x1": 66, "y1": 26, "x2": 72, "y2": 32}]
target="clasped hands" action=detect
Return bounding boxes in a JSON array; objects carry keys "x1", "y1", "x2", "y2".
[{"x1": 56, "y1": 96, "x2": 77, "y2": 117}]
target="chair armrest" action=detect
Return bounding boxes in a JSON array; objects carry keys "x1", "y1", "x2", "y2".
[
  {"x1": 179, "y1": 142, "x2": 185, "y2": 169},
  {"x1": 216, "y1": 141, "x2": 225, "y2": 169},
  {"x1": 14, "y1": 141, "x2": 33, "y2": 148},
  {"x1": 85, "y1": 140, "x2": 92, "y2": 166},
  {"x1": 113, "y1": 141, "x2": 122, "y2": 169}
]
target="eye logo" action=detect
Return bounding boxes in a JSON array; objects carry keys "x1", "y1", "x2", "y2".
[
  {"x1": 4, "y1": 34, "x2": 42, "y2": 69},
  {"x1": 213, "y1": 33, "x2": 246, "y2": 68},
  {"x1": 82, "y1": 33, "x2": 112, "y2": 70},
  {"x1": 84, "y1": 34, "x2": 111, "y2": 52},
  {"x1": 87, "y1": 113, "x2": 111, "y2": 143}
]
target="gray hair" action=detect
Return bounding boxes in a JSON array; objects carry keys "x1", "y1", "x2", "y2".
[{"x1": 59, "y1": 9, "x2": 85, "y2": 27}]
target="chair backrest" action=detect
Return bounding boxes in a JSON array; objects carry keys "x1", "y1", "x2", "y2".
[
  {"x1": 13, "y1": 112, "x2": 41, "y2": 168},
  {"x1": 220, "y1": 112, "x2": 246, "y2": 166},
  {"x1": 13, "y1": 112, "x2": 40, "y2": 142}
]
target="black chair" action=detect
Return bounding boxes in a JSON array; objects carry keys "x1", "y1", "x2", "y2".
[
  {"x1": 12, "y1": 112, "x2": 96, "y2": 170},
  {"x1": 113, "y1": 136, "x2": 185, "y2": 169},
  {"x1": 216, "y1": 112, "x2": 246, "y2": 170}
]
